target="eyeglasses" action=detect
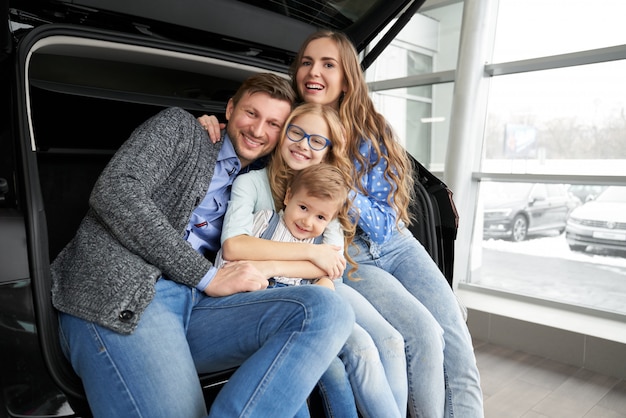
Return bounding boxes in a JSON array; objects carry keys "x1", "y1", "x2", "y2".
[{"x1": 286, "y1": 124, "x2": 332, "y2": 151}]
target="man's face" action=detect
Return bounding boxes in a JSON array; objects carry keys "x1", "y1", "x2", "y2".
[{"x1": 225, "y1": 92, "x2": 292, "y2": 167}]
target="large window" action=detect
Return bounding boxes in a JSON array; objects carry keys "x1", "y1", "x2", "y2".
[
  {"x1": 366, "y1": 0, "x2": 626, "y2": 317},
  {"x1": 469, "y1": 0, "x2": 626, "y2": 316},
  {"x1": 365, "y1": 1, "x2": 463, "y2": 173}
]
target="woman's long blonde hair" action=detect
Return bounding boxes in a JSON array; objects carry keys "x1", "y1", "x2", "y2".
[
  {"x1": 290, "y1": 30, "x2": 415, "y2": 227},
  {"x1": 267, "y1": 102, "x2": 358, "y2": 277}
]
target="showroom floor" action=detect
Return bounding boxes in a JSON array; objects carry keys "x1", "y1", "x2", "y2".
[{"x1": 474, "y1": 339, "x2": 626, "y2": 417}]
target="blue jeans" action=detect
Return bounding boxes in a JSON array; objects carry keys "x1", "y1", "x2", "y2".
[
  {"x1": 344, "y1": 228, "x2": 484, "y2": 418},
  {"x1": 59, "y1": 277, "x2": 354, "y2": 418},
  {"x1": 268, "y1": 281, "x2": 406, "y2": 418},
  {"x1": 335, "y1": 283, "x2": 407, "y2": 418}
]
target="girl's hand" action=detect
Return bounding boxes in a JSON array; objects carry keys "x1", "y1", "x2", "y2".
[
  {"x1": 197, "y1": 114, "x2": 225, "y2": 144},
  {"x1": 309, "y1": 244, "x2": 346, "y2": 280}
]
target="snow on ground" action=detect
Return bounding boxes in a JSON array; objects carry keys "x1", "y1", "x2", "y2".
[{"x1": 482, "y1": 233, "x2": 626, "y2": 269}]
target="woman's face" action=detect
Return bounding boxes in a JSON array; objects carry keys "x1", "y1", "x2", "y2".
[
  {"x1": 280, "y1": 113, "x2": 331, "y2": 171},
  {"x1": 295, "y1": 37, "x2": 347, "y2": 109}
]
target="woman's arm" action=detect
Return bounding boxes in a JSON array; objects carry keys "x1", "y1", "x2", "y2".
[
  {"x1": 197, "y1": 114, "x2": 224, "y2": 143},
  {"x1": 351, "y1": 140, "x2": 398, "y2": 244}
]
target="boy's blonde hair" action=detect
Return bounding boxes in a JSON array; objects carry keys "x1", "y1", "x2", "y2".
[{"x1": 287, "y1": 163, "x2": 349, "y2": 218}]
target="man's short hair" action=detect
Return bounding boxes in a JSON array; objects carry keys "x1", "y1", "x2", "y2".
[{"x1": 231, "y1": 73, "x2": 296, "y2": 109}]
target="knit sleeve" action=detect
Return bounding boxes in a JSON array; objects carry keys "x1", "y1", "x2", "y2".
[{"x1": 89, "y1": 107, "x2": 216, "y2": 287}]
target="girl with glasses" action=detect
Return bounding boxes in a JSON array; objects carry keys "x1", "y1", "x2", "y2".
[{"x1": 206, "y1": 102, "x2": 407, "y2": 418}]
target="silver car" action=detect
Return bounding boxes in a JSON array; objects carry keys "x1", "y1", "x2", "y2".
[{"x1": 566, "y1": 186, "x2": 626, "y2": 254}]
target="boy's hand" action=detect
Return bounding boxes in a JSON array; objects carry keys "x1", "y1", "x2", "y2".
[{"x1": 204, "y1": 261, "x2": 268, "y2": 297}]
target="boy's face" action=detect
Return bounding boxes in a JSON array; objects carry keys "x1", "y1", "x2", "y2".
[
  {"x1": 280, "y1": 113, "x2": 330, "y2": 171},
  {"x1": 225, "y1": 91, "x2": 292, "y2": 168},
  {"x1": 283, "y1": 188, "x2": 338, "y2": 240}
]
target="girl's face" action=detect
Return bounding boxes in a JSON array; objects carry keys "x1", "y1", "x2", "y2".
[
  {"x1": 295, "y1": 37, "x2": 347, "y2": 109},
  {"x1": 280, "y1": 113, "x2": 331, "y2": 171}
]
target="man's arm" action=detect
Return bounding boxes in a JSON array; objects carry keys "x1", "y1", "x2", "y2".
[{"x1": 89, "y1": 107, "x2": 216, "y2": 288}]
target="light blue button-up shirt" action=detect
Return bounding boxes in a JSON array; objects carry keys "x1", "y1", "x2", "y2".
[{"x1": 185, "y1": 134, "x2": 241, "y2": 291}]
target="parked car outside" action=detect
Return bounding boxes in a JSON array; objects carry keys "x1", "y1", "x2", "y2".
[
  {"x1": 482, "y1": 182, "x2": 581, "y2": 242},
  {"x1": 567, "y1": 184, "x2": 607, "y2": 203},
  {"x1": 1, "y1": 1, "x2": 455, "y2": 417},
  {"x1": 566, "y1": 186, "x2": 626, "y2": 255}
]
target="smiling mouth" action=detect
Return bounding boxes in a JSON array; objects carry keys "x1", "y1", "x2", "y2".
[
  {"x1": 305, "y1": 82, "x2": 324, "y2": 91},
  {"x1": 243, "y1": 133, "x2": 262, "y2": 147},
  {"x1": 290, "y1": 149, "x2": 310, "y2": 160}
]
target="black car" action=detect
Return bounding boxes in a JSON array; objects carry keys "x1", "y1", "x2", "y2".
[
  {"x1": 482, "y1": 182, "x2": 580, "y2": 242},
  {"x1": 0, "y1": 1, "x2": 459, "y2": 417}
]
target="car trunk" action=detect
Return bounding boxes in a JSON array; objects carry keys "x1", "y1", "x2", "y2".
[
  {"x1": 4, "y1": 0, "x2": 458, "y2": 415},
  {"x1": 12, "y1": 24, "x2": 291, "y2": 415}
]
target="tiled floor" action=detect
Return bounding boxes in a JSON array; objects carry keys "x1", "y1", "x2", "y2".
[{"x1": 474, "y1": 339, "x2": 626, "y2": 418}]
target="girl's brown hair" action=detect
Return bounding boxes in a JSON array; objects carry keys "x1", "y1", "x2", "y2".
[
  {"x1": 290, "y1": 30, "x2": 415, "y2": 228},
  {"x1": 267, "y1": 102, "x2": 357, "y2": 277}
]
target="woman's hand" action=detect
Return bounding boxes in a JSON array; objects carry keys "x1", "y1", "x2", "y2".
[
  {"x1": 309, "y1": 244, "x2": 346, "y2": 280},
  {"x1": 197, "y1": 114, "x2": 225, "y2": 144}
]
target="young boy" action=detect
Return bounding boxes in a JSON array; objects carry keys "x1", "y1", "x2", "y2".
[{"x1": 215, "y1": 163, "x2": 349, "y2": 290}]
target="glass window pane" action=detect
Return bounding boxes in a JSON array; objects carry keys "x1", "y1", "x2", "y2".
[
  {"x1": 364, "y1": 2, "x2": 462, "y2": 172},
  {"x1": 482, "y1": 60, "x2": 626, "y2": 175},
  {"x1": 471, "y1": 181, "x2": 626, "y2": 315},
  {"x1": 492, "y1": 0, "x2": 626, "y2": 62},
  {"x1": 370, "y1": 83, "x2": 452, "y2": 171},
  {"x1": 369, "y1": 1, "x2": 463, "y2": 77}
]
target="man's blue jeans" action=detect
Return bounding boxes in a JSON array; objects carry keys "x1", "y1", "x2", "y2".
[
  {"x1": 59, "y1": 277, "x2": 354, "y2": 418},
  {"x1": 345, "y1": 227, "x2": 484, "y2": 418}
]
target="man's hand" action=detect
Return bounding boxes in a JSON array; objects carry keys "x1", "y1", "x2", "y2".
[
  {"x1": 197, "y1": 114, "x2": 225, "y2": 144},
  {"x1": 204, "y1": 261, "x2": 268, "y2": 297}
]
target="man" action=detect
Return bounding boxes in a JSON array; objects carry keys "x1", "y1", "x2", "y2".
[{"x1": 51, "y1": 73, "x2": 354, "y2": 418}]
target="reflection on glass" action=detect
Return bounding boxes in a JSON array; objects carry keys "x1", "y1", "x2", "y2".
[
  {"x1": 482, "y1": 60, "x2": 626, "y2": 175},
  {"x1": 472, "y1": 181, "x2": 626, "y2": 315}
]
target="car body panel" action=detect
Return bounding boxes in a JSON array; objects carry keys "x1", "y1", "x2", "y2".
[
  {"x1": 483, "y1": 182, "x2": 580, "y2": 241},
  {"x1": 566, "y1": 186, "x2": 626, "y2": 253}
]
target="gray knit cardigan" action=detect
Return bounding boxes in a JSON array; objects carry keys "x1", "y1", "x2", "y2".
[{"x1": 51, "y1": 107, "x2": 222, "y2": 334}]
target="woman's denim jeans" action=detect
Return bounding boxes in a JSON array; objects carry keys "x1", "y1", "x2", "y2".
[
  {"x1": 345, "y1": 227, "x2": 484, "y2": 418},
  {"x1": 59, "y1": 278, "x2": 353, "y2": 418},
  {"x1": 268, "y1": 280, "x2": 407, "y2": 417},
  {"x1": 334, "y1": 283, "x2": 407, "y2": 418}
]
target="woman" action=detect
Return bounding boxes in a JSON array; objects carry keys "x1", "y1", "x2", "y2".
[
  {"x1": 208, "y1": 102, "x2": 407, "y2": 418},
  {"x1": 289, "y1": 30, "x2": 484, "y2": 417}
]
